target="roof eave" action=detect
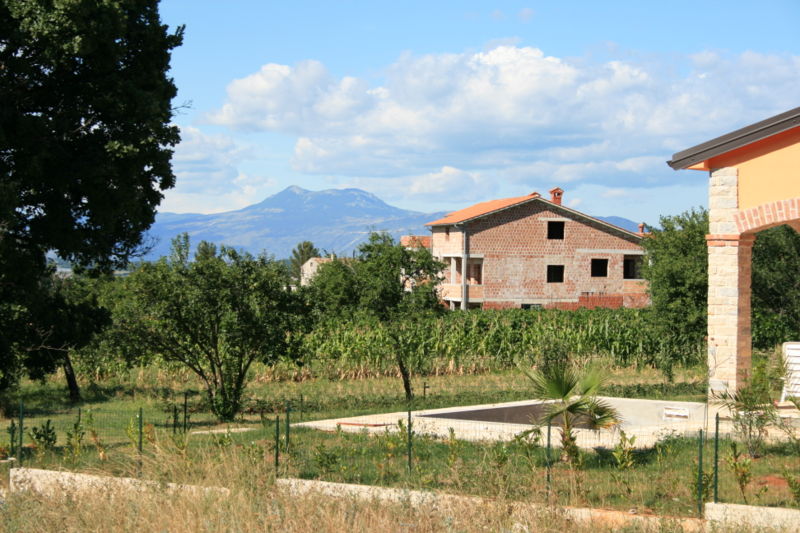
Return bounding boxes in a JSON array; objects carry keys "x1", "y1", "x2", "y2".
[
  {"x1": 667, "y1": 106, "x2": 800, "y2": 170},
  {"x1": 426, "y1": 197, "x2": 642, "y2": 241}
]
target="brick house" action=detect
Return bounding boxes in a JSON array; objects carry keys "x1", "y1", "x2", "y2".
[{"x1": 415, "y1": 188, "x2": 648, "y2": 310}]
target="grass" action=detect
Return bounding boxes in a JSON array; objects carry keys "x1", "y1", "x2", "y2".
[{"x1": 1, "y1": 361, "x2": 797, "y2": 528}]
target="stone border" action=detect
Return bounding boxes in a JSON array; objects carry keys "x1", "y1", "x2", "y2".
[
  {"x1": 705, "y1": 502, "x2": 800, "y2": 532},
  {"x1": 9, "y1": 467, "x2": 229, "y2": 498},
  {"x1": 276, "y1": 478, "x2": 703, "y2": 532}
]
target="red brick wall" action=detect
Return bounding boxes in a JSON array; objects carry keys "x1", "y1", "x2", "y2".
[{"x1": 432, "y1": 199, "x2": 649, "y2": 309}]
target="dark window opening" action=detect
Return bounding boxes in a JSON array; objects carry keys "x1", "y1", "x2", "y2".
[
  {"x1": 547, "y1": 265, "x2": 564, "y2": 283},
  {"x1": 468, "y1": 262, "x2": 482, "y2": 285},
  {"x1": 591, "y1": 258, "x2": 608, "y2": 277},
  {"x1": 521, "y1": 303, "x2": 542, "y2": 310},
  {"x1": 547, "y1": 221, "x2": 565, "y2": 240},
  {"x1": 623, "y1": 256, "x2": 643, "y2": 279}
]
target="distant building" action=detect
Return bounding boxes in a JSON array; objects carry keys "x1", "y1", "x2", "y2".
[
  {"x1": 300, "y1": 257, "x2": 333, "y2": 286},
  {"x1": 405, "y1": 187, "x2": 649, "y2": 310}
]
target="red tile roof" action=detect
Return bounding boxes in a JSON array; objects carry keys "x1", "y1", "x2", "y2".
[
  {"x1": 400, "y1": 235, "x2": 432, "y2": 248},
  {"x1": 426, "y1": 193, "x2": 541, "y2": 226}
]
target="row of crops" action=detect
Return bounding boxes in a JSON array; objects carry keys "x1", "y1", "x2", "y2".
[{"x1": 300, "y1": 308, "x2": 703, "y2": 379}]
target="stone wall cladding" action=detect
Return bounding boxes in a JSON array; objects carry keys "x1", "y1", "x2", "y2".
[{"x1": 432, "y1": 199, "x2": 648, "y2": 309}]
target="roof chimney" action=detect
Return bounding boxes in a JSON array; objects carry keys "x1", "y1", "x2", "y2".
[{"x1": 549, "y1": 187, "x2": 563, "y2": 206}]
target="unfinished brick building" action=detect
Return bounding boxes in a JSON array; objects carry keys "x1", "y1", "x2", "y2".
[{"x1": 419, "y1": 188, "x2": 649, "y2": 310}]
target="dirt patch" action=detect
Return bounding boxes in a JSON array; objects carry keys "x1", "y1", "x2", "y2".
[{"x1": 754, "y1": 474, "x2": 789, "y2": 489}]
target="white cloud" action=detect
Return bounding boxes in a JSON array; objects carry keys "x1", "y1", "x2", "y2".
[
  {"x1": 518, "y1": 8, "x2": 534, "y2": 22},
  {"x1": 207, "y1": 46, "x2": 800, "y2": 197},
  {"x1": 162, "y1": 127, "x2": 275, "y2": 213}
]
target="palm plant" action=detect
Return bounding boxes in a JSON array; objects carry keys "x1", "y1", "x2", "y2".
[{"x1": 521, "y1": 363, "x2": 621, "y2": 465}]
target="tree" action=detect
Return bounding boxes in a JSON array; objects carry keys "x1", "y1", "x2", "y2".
[
  {"x1": 641, "y1": 208, "x2": 709, "y2": 351},
  {"x1": 307, "y1": 232, "x2": 443, "y2": 400},
  {"x1": 521, "y1": 364, "x2": 620, "y2": 465},
  {"x1": 289, "y1": 241, "x2": 320, "y2": 283},
  {"x1": 751, "y1": 225, "x2": 800, "y2": 348},
  {"x1": 642, "y1": 208, "x2": 800, "y2": 354},
  {"x1": 0, "y1": 0, "x2": 183, "y2": 392},
  {"x1": 118, "y1": 236, "x2": 300, "y2": 421},
  {"x1": 355, "y1": 233, "x2": 444, "y2": 400}
]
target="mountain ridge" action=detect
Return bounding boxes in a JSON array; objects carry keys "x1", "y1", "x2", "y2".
[{"x1": 145, "y1": 186, "x2": 640, "y2": 260}]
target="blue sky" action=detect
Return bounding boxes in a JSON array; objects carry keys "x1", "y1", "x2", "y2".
[{"x1": 158, "y1": 1, "x2": 800, "y2": 225}]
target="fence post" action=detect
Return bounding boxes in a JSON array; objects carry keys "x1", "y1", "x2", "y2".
[
  {"x1": 299, "y1": 394, "x2": 304, "y2": 423},
  {"x1": 285, "y1": 401, "x2": 291, "y2": 453},
  {"x1": 18, "y1": 400, "x2": 23, "y2": 464},
  {"x1": 183, "y1": 392, "x2": 189, "y2": 433},
  {"x1": 173, "y1": 405, "x2": 178, "y2": 434},
  {"x1": 274, "y1": 415, "x2": 280, "y2": 476},
  {"x1": 138, "y1": 407, "x2": 143, "y2": 453},
  {"x1": 697, "y1": 429, "x2": 704, "y2": 516},
  {"x1": 714, "y1": 413, "x2": 720, "y2": 503},
  {"x1": 407, "y1": 405, "x2": 413, "y2": 474},
  {"x1": 546, "y1": 419, "x2": 552, "y2": 499}
]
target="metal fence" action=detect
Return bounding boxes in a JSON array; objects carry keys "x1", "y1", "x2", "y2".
[{"x1": 2, "y1": 397, "x2": 799, "y2": 517}]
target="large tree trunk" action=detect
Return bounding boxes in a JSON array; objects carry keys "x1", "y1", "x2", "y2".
[{"x1": 63, "y1": 353, "x2": 81, "y2": 403}]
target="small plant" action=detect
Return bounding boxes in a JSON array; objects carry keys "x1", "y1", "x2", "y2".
[
  {"x1": 125, "y1": 415, "x2": 140, "y2": 450},
  {"x1": 654, "y1": 429, "x2": 680, "y2": 467},
  {"x1": 445, "y1": 427, "x2": 462, "y2": 469},
  {"x1": 84, "y1": 411, "x2": 107, "y2": 461},
  {"x1": 725, "y1": 442, "x2": 753, "y2": 504},
  {"x1": 28, "y1": 419, "x2": 57, "y2": 457},
  {"x1": 715, "y1": 382, "x2": 775, "y2": 458},
  {"x1": 612, "y1": 430, "x2": 636, "y2": 470},
  {"x1": 65, "y1": 415, "x2": 85, "y2": 462},
  {"x1": 313, "y1": 444, "x2": 340, "y2": 475},
  {"x1": 6, "y1": 419, "x2": 18, "y2": 457},
  {"x1": 783, "y1": 469, "x2": 800, "y2": 507},
  {"x1": 214, "y1": 429, "x2": 233, "y2": 447}
]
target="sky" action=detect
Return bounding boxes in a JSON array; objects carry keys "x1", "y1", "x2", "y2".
[{"x1": 157, "y1": 1, "x2": 800, "y2": 225}]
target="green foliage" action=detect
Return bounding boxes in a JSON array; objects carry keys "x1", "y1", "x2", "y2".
[
  {"x1": 65, "y1": 414, "x2": 85, "y2": 462},
  {"x1": 308, "y1": 232, "x2": 444, "y2": 400},
  {"x1": 290, "y1": 241, "x2": 319, "y2": 283},
  {"x1": 28, "y1": 419, "x2": 57, "y2": 454},
  {"x1": 116, "y1": 235, "x2": 303, "y2": 421},
  {"x1": 641, "y1": 208, "x2": 709, "y2": 353},
  {"x1": 783, "y1": 469, "x2": 800, "y2": 507},
  {"x1": 0, "y1": 0, "x2": 183, "y2": 392},
  {"x1": 520, "y1": 363, "x2": 620, "y2": 466},
  {"x1": 715, "y1": 380, "x2": 775, "y2": 458},
  {"x1": 725, "y1": 442, "x2": 753, "y2": 504},
  {"x1": 752, "y1": 225, "x2": 800, "y2": 348},
  {"x1": 612, "y1": 430, "x2": 636, "y2": 470}
]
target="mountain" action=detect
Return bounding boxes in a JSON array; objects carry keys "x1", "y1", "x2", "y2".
[
  {"x1": 144, "y1": 186, "x2": 447, "y2": 259},
  {"x1": 595, "y1": 216, "x2": 641, "y2": 233},
  {"x1": 144, "y1": 186, "x2": 642, "y2": 260}
]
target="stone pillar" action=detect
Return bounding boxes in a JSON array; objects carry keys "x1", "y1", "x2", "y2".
[
  {"x1": 706, "y1": 234, "x2": 754, "y2": 397},
  {"x1": 706, "y1": 166, "x2": 752, "y2": 397}
]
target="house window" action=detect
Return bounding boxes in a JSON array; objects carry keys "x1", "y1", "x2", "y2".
[
  {"x1": 591, "y1": 258, "x2": 608, "y2": 277},
  {"x1": 623, "y1": 256, "x2": 643, "y2": 279},
  {"x1": 467, "y1": 261, "x2": 482, "y2": 285},
  {"x1": 445, "y1": 227, "x2": 450, "y2": 240},
  {"x1": 521, "y1": 303, "x2": 542, "y2": 310},
  {"x1": 547, "y1": 221, "x2": 565, "y2": 240},
  {"x1": 547, "y1": 265, "x2": 564, "y2": 283}
]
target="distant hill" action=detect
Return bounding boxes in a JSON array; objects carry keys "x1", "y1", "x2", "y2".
[
  {"x1": 594, "y1": 216, "x2": 641, "y2": 233},
  {"x1": 145, "y1": 186, "x2": 447, "y2": 260},
  {"x1": 144, "y1": 186, "x2": 641, "y2": 260}
]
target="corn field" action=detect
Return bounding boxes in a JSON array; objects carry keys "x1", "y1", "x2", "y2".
[{"x1": 300, "y1": 308, "x2": 704, "y2": 379}]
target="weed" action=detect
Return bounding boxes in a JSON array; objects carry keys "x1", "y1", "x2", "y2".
[
  {"x1": 612, "y1": 430, "x2": 636, "y2": 470},
  {"x1": 313, "y1": 444, "x2": 340, "y2": 475},
  {"x1": 725, "y1": 442, "x2": 752, "y2": 504},
  {"x1": 28, "y1": 419, "x2": 57, "y2": 458},
  {"x1": 65, "y1": 415, "x2": 85, "y2": 462},
  {"x1": 783, "y1": 470, "x2": 800, "y2": 507}
]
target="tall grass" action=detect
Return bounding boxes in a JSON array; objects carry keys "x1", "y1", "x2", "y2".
[{"x1": 301, "y1": 309, "x2": 704, "y2": 380}]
